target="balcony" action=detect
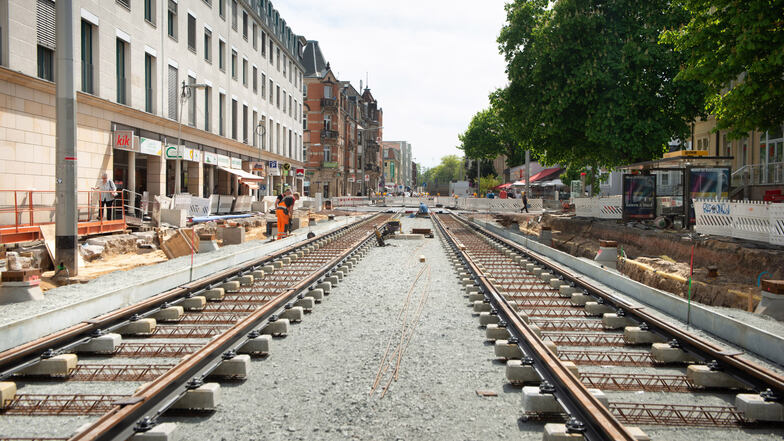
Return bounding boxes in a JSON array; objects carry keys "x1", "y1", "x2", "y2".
[
  {"x1": 321, "y1": 129, "x2": 338, "y2": 140},
  {"x1": 321, "y1": 97, "x2": 338, "y2": 110},
  {"x1": 364, "y1": 163, "x2": 380, "y2": 173}
]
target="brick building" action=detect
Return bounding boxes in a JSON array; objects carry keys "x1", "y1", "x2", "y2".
[{"x1": 302, "y1": 40, "x2": 383, "y2": 197}]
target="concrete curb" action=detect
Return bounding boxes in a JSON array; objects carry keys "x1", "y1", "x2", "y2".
[
  {"x1": 472, "y1": 218, "x2": 784, "y2": 367},
  {"x1": 0, "y1": 217, "x2": 363, "y2": 352}
]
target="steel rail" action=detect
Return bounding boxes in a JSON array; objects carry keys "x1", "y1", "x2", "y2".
[
  {"x1": 432, "y1": 213, "x2": 637, "y2": 441},
  {"x1": 464, "y1": 214, "x2": 784, "y2": 398},
  {"x1": 0, "y1": 214, "x2": 382, "y2": 379},
  {"x1": 69, "y1": 213, "x2": 392, "y2": 441}
]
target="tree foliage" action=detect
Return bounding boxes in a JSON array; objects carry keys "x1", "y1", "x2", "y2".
[
  {"x1": 458, "y1": 104, "x2": 527, "y2": 167},
  {"x1": 661, "y1": 0, "x2": 784, "y2": 137},
  {"x1": 479, "y1": 174, "x2": 502, "y2": 196},
  {"x1": 497, "y1": 0, "x2": 707, "y2": 169},
  {"x1": 420, "y1": 155, "x2": 465, "y2": 188}
]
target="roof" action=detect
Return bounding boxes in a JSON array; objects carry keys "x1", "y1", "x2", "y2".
[
  {"x1": 303, "y1": 40, "x2": 327, "y2": 77},
  {"x1": 529, "y1": 167, "x2": 563, "y2": 183}
]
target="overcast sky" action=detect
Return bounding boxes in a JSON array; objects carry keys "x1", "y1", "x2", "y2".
[{"x1": 274, "y1": 1, "x2": 510, "y2": 168}]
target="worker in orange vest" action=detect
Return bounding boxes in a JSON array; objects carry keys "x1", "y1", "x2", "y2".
[{"x1": 275, "y1": 188, "x2": 294, "y2": 240}]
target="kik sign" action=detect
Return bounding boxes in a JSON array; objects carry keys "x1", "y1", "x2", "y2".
[{"x1": 113, "y1": 130, "x2": 139, "y2": 152}]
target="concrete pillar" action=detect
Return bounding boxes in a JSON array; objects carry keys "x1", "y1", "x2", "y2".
[
  {"x1": 594, "y1": 240, "x2": 618, "y2": 269},
  {"x1": 208, "y1": 165, "x2": 215, "y2": 196},
  {"x1": 147, "y1": 154, "x2": 166, "y2": 197},
  {"x1": 735, "y1": 390, "x2": 784, "y2": 422},
  {"x1": 77, "y1": 333, "x2": 121, "y2": 354},
  {"x1": 128, "y1": 151, "x2": 136, "y2": 212},
  {"x1": 755, "y1": 280, "x2": 784, "y2": 321},
  {"x1": 187, "y1": 160, "x2": 204, "y2": 197},
  {"x1": 20, "y1": 354, "x2": 78, "y2": 376}
]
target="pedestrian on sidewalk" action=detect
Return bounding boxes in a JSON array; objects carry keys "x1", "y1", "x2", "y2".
[
  {"x1": 93, "y1": 173, "x2": 117, "y2": 220},
  {"x1": 522, "y1": 191, "x2": 529, "y2": 213}
]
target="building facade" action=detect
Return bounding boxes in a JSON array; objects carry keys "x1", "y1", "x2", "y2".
[
  {"x1": 302, "y1": 40, "x2": 383, "y2": 197},
  {"x1": 0, "y1": 0, "x2": 305, "y2": 202},
  {"x1": 381, "y1": 142, "x2": 401, "y2": 192},
  {"x1": 382, "y1": 141, "x2": 412, "y2": 190}
]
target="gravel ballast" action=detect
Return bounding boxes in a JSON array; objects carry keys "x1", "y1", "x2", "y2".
[{"x1": 165, "y1": 217, "x2": 539, "y2": 440}]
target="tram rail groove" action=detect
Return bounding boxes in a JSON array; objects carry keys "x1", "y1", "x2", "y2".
[
  {"x1": 0, "y1": 213, "x2": 394, "y2": 441},
  {"x1": 432, "y1": 212, "x2": 638, "y2": 441},
  {"x1": 436, "y1": 211, "x2": 784, "y2": 438},
  {"x1": 462, "y1": 214, "x2": 784, "y2": 398},
  {"x1": 0, "y1": 213, "x2": 381, "y2": 380}
]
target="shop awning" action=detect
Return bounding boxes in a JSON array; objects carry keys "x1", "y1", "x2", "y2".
[
  {"x1": 529, "y1": 167, "x2": 563, "y2": 183},
  {"x1": 242, "y1": 182, "x2": 259, "y2": 190},
  {"x1": 494, "y1": 182, "x2": 513, "y2": 190},
  {"x1": 218, "y1": 166, "x2": 265, "y2": 182}
]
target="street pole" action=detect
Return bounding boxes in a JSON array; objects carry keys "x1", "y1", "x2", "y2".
[
  {"x1": 55, "y1": 0, "x2": 78, "y2": 276},
  {"x1": 174, "y1": 81, "x2": 186, "y2": 195},
  {"x1": 525, "y1": 149, "x2": 531, "y2": 198}
]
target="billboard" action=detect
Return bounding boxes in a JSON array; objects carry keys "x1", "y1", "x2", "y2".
[
  {"x1": 622, "y1": 174, "x2": 656, "y2": 220},
  {"x1": 689, "y1": 167, "x2": 730, "y2": 199}
]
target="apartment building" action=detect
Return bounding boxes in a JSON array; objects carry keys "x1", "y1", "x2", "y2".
[
  {"x1": 383, "y1": 141, "x2": 412, "y2": 189},
  {"x1": 0, "y1": 0, "x2": 305, "y2": 200},
  {"x1": 302, "y1": 40, "x2": 383, "y2": 197},
  {"x1": 381, "y1": 142, "x2": 402, "y2": 192}
]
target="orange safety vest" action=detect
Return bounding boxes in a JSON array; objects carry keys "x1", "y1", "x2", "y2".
[{"x1": 276, "y1": 199, "x2": 289, "y2": 239}]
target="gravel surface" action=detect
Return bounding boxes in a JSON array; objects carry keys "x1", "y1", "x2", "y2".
[
  {"x1": 0, "y1": 216, "x2": 362, "y2": 339},
  {"x1": 164, "y1": 217, "x2": 539, "y2": 440}
]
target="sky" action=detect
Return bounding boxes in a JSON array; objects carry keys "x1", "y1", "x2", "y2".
[{"x1": 274, "y1": 0, "x2": 510, "y2": 168}]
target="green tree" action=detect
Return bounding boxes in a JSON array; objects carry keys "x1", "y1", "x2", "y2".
[
  {"x1": 458, "y1": 104, "x2": 528, "y2": 167},
  {"x1": 420, "y1": 155, "x2": 465, "y2": 189},
  {"x1": 498, "y1": 0, "x2": 707, "y2": 171},
  {"x1": 661, "y1": 0, "x2": 784, "y2": 137},
  {"x1": 479, "y1": 174, "x2": 502, "y2": 196}
]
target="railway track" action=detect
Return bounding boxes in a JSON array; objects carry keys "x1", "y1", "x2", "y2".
[
  {"x1": 433, "y1": 212, "x2": 784, "y2": 440},
  {"x1": 0, "y1": 212, "x2": 394, "y2": 441}
]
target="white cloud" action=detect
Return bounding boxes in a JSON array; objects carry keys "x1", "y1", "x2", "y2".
[{"x1": 274, "y1": 0, "x2": 509, "y2": 168}]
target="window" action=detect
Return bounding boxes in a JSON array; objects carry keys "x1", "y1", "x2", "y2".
[
  {"x1": 117, "y1": 0, "x2": 130, "y2": 8},
  {"x1": 187, "y1": 76, "x2": 196, "y2": 127},
  {"x1": 252, "y1": 66, "x2": 257, "y2": 93},
  {"x1": 268, "y1": 118, "x2": 273, "y2": 151},
  {"x1": 204, "y1": 28, "x2": 211, "y2": 62},
  {"x1": 37, "y1": 46, "x2": 54, "y2": 81},
  {"x1": 324, "y1": 147, "x2": 331, "y2": 162},
  {"x1": 269, "y1": 79, "x2": 273, "y2": 103},
  {"x1": 144, "y1": 53, "x2": 154, "y2": 113},
  {"x1": 276, "y1": 47, "x2": 280, "y2": 70},
  {"x1": 167, "y1": 0, "x2": 177, "y2": 40},
  {"x1": 289, "y1": 60, "x2": 292, "y2": 82},
  {"x1": 261, "y1": 31, "x2": 266, "y2": 56},
  {"x1": 204, "y1": 86, "x2": 211, "y2": 131},
  {"x1": 252, "y1": 23, "x2": 257, "y2": 49},
  {"x1": 144, "y1": 0, "x2": 155, "y2": 24},
  {"x1": 276, "y1": 85, "x2": 280, "y2": 108},
  {"x1": 242, "y1": 58, "x2": 247, "y2": 86},
  {"x1": 289, "y1": 129, "x2": 292, "y2": 158},
  {"x1": 242, "y1": 104, "x2": 248, "y2": 143},
  {"x1": 231, "y1": 50, "x2": 237, "y2": 79},
  {"x1": 218, "y1": 40, "x2": 225, "y2": 71},
  {"x1": 81, "y1": 20, "x2": 94, "y2": 94},
  {"x1": 282, "y1": 54, "x2": 286, "y2": 76},
  {"x1": 282, "y1": 90, "x2": 286, "y2": 112},
  {"x1": 269, "y1": 41, "x2": 273, "y2": 63},
  {"x1": 289, "y1": 96, "x2": 292, "y2": 117},
  {"x1": 231, "y1": 0, "x2": 237, "y2": 30},
  {"x1": 116, "y1": 38, "x2": 127, "y2": 104},
  {"x1": 231, "y1": 98, "x2": 238, "y2": 140},
  {"x1": 242, "y1": 11, "x2": 248, "y2": 40},
  {"x1": 276, "y1": 122, "x2": 280, "y2": 153},
  {"x1": 219, "y1": 0, "x2": 225, "y2": 18},
  {"x1": 187, "y1": 14, "x2": 196, "y2": 51},
  {"x1": 219, "y1": 93, "x2": 226, "y2": 136},
  {"x1": 252, "y1": 110, "x2": 257, "y2": 146},
  {"x1": 167, "y1": 64, "x2": 178, "y2": 120},
  {"x1": 261, "y1": 73, "x2": 266, "y2": 96}
]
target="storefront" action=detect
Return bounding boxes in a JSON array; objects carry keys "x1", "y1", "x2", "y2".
[{"x1": 111, "y1": 130, "x2": 165, "y2": 210}]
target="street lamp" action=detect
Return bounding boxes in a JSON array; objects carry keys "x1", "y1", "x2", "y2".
[
  {"x1": 255, "y1": 119, "x2": 267, "y2": 197},
  {"x1": 175, "y1": 81, "x2": 207, "y2": 194}
]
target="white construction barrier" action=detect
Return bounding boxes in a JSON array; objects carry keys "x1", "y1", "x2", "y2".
[
  {"x1": 693, "y1": 199, "x2": 784, "y2": 245},
  {"x1": 331, "y1": 196, "x2": 372, "y2": 208},
  {"x1": 574, "y1": 196, "x2": 622, "y2": 220}
]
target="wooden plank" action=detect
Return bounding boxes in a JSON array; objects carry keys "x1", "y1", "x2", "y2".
[{"x1": 39, "y1": 224, "x2": 84, "y2": 268}]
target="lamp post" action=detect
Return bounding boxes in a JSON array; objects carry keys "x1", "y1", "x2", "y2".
[
  {"x1": 255, "y1": 119, "x2": 267, "y2": 198},
  {"x1": 175, "y1": 81, "x2": 207, "y2": 194}
]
